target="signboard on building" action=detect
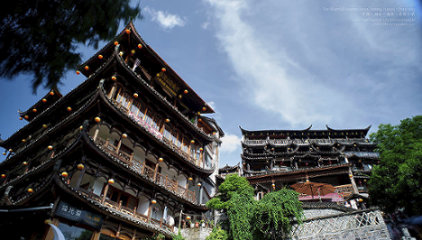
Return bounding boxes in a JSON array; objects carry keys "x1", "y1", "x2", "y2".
[{"x1": 55, "y1": 201, "x2": 103, "y2": 230}]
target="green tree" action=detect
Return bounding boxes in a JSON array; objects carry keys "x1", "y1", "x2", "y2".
[
  {"x1": 0, "y1": 0, "x2": 140, "y2": 92},
  {"x1": 207, "y1": 174, "x2": 303, "y2": 240},
  {"x1": 207, "y1": 174, "x2": 254, "y2": 240},
  {"x1": 206, "y1": 226, "x2": 229, "y2": 240},
  {"x1": 369, "y1": 116, "x2": 422, "y2": 215},
  {"x1": 253, "y1": 189, "x2": 304, "y2": 239}
]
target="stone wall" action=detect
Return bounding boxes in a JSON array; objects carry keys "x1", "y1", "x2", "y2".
[
  {"x1": 292, "y1": 209, "x2": 391, "y2": 240},
  {"x1": 180, "y1": 227, "x2": 212, "y2": 240}
]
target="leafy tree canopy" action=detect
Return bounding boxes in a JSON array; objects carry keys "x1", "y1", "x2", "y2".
[
  {"x1": 0, "y1": 0, "x2": 141, "y2": 92},
  {"x1": 207, "y1": 174, "x2": 303, "y2": 240},
  {"x1": 206, "y1": 226, "x2": 229, "y2": 240},
  {"x1": 369, "y1": 115, "x2": 422, "y2": 215}
]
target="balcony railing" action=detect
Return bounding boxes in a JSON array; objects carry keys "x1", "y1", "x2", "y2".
[
  {"x1": 107, "y1": 98, "x2": 211, "y2": 170},
  {"x1": 94, "y1": 137, "x2": 197, "y2": 204},
  {"x1": 77, "y1": 188, "x2": 174, "y2": 232}
]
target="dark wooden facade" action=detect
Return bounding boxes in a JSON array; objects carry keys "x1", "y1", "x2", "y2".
[
  {"x1": 240, "y1": 125, "x2": 378, "y2": 202},
  {"x1": 0, "y1": 22, "x2": 223, "y2": 240}
]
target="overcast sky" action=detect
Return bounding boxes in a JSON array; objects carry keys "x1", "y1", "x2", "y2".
[{"x1": 0, "y1": 0, "x2": 421, "y2": 167}]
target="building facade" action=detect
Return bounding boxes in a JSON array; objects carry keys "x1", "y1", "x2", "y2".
[
  {"x1": 0, "y1": 23, "x2": 223, "y2": 240},
  {"x1": 240, "y1": 125, "x2": 378, "y2": 205}
]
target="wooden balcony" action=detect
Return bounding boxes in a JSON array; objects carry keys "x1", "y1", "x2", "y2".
[
  {"x1": 94, "y1": 137, "x2": 197, "y2": 204},
  {"x1": 335, "y1": 184, "x2": 353, "y2": 197}
]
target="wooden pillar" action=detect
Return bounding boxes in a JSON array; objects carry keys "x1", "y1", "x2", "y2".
[
  {"x1": 349, "y1": 169, "x2": 359, "y2": 194},
  {"x1": 90, "y1": 232, "x2": 101, "y2": 240},
  {"x1": 93, "y1": 125, "x2": 100, "y2": 142},
  {"x1": 153, "y1": 162, "x2": 159, "y2": 181},
  {"x1": 75, "y1": 167, "x2": 86, "y2": 190},
  {"x1": 107, "y1": 83, "x2": 117, "y2": 99},
  {"x1": 101, "y1": 183, "x2": 110, "y2": 204},
  {"x1": 147, "y1": 202, "x2": 153, "y2": 223},
  {"x1": 44, "y1": 218, "x2": 60, "y2": 240},
  {"x1": 115, "y1": 137, "x2": 122, "y2": 154}
]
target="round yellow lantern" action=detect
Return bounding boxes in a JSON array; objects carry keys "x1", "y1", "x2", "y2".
[
  {"x1": 48, "y1": 145, "x2": 53, "y2": 151},
  {"x1": 108, "y1": 178, "x2": 115, "y2": 184},
  {"x1": 42, "y1": 124, "x2": 48, "y2": 129},
  {"x1": 188, "y1": 177, "x2": 193, "y2": 181},
  {"x1": 84, "y1": 66, "x2": 89, "y2": 71},
  {"x1": 67, "y1": 106, "x2": 72, "y2": 112},
  {"x1": 122, "y1": 133, "x2": 128, "y2": 139},
  {"x1": 24, "y1": 115, "x2": 29, "y2": 120},
  {"x1": 190, "y1": 140, "x2": 195, "y2": 144},
  {"x1": 1, "y1": 174, "x2": 6, "y2": 179},
  {"x1": 23, "y1": 161, "x2": 28, "y2": 166},
  {"x1": 111, "y1": 76, "x2": 117, "y2": 81},
  {"x1": 165, "y1": 118, "x2": 170, "y2": 123},
  {"x1": 21, "y1": 139, "x2": 26, "y2": 143},
  {"x1": 61, "y1": 171, "x2": 68, "y2": 177},
  {"x1": 32, "y1": 108, "x2": 37, "y2": 113},
  {"x1": 94, "y1": 117, "x2": 101, "y2": 123},
  {"x1": 27, "y1": 188, "x2": 34, "y2": 193},
  {"x1": 186, "y1": 216, "x2": 191, "y2": 220},
  {"x1": 125, "y1": 29, "x2": 131, "y2": 34},
  {"x1": 98, "y1": 54, "x2": 103, "y2": 60},
  {"x1": 151, "y1": 199, "x2": 157, "y2": 204},
  {"x1": 133, "y1": 93, "x2": 139, "y2": 98},
  {"x1": 77, "y1": 163, "x2": 85, "y2": 170},
  {"x1": 158, "y1": 157, "x2": 164, "y2": 162},
  {"x1": 183, "y1": 89, "x2": 189, "y2": 94},
  {"x1": 202, "y1": 107, "x2": 206, "y2": 111}
]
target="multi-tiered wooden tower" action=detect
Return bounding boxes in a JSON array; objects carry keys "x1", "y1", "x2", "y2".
[{"x1": 0, "y1": 22, "x2": 223, "y2": 240}]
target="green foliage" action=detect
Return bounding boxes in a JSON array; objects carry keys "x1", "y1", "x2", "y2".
[
  {"x1": 172, "y1": 232, "x2": 185, "y2": 240},
  {"x1": 207, "y1": 174, "x2": 303, "y2": 240},
  {"x1": 0, "y1": 0, "x2": 141, "y2": 91},
  {"x1": 206, "y1": 226, "x2": 229, "y2": 240},
  {"x1": 369, "y1": 116, "x2": 422, "y2": 215},
  {"x1": 253, "y1": 189, "x2": 304, "y2": 239}
]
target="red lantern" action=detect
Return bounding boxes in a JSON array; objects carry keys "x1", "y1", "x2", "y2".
[
  {"x1": 84, "y1": 66, "x2": 89, "y2": 71},
  {"x1": 183, "y1": 89, "x2": 189, "y2": 94},
  {"x1": 67, "y1": 106, "x2": 72, "y2": 112},
  {"x1": 114, "y1": 41, "x2": 119, "y2": 46},
  {"x1": 108, "y1": 178, "x2": 115, "y2": 184},
  {"x1": 61, "y1": 172, "x2": 68, "y2": 178},
  {"x1": 122, "y1": 133, "x2": 128, "y2": 139},
  {"x1": 48, "y1": 145, "x2": 53, "y2": 151},
  {"x1": 191, "y1": 140, "x2": 195, "y2": 144},
  {"x1": 42, "y1": 98, "x2": 47, "y2": 103},
  {"x1": 32, "y1": 108, "x2": 37, "y2": 113},
  {"x1": 76, "y1": 70, "x2": 80, "y2": 75},
  {"x1": 23, "y1": 161, "x2": 28, "y2": 166},
  {"x1": 27, "y1": 188, "x2": 34, "y2": 193},
  {"x1": 151, "y1": 199, "x2": 157, "y2": 204},
  {"x1": 49, "y1": 91, "x2": 55, "y2": 96},
  {"x1": 165, "y1": 118, "x2": 170, "y2": 123},
  {"x1": 161, "y1": 67, "x2": 166, "y2": 72},
  {"x1": 19, "y1": 117, "x2": 23, "y2": 120},
  {"x1": 133, "y1": 93, "x2": 139, "y2": 98},
  {"x1": 137, "y1": 44, "x2": 143, "y2": 49},
  {"x1": 111, "y1": 76, "x2": 117, "y2": 81},
  {"x1": 199, "y1": 148, "x2": 203, "y2": 152},
  {"x1": 24, "y1": 115, "x2": 29, "y2": 120},
  {"x1": 202, "y1": 107, "x2": 207, "y2": 111},
  {"x1": 158, "y1": 157, "x2": 164, "y2": 162},
  {"x1": 125, "y1": 29, "x2": 131, "y2": 34},
  {"x1": 197, "y1": 182, "x2": 202, "y2": 187},
  {"x1": 98, "y1": 55, "x2": 103, "y2": 60},
  {"x1": 94, "y1": 117, "x2": 101, "y2": 123},
  {"x1": 1, "y1": 174, "x2": 6, "y2": 179}
]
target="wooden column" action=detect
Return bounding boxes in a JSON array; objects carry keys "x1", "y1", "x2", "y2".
[
  {"x1": 75, "y1": 167, "x2": 86, "y2": 190},
  {"x1": 101, "y1": 183, "x2": 110, "y2": 204},
  {"x1": 93, "y1": 125, "x2": 100, "y2": 142},
  {"x1": 44, "y1": 218, "x2": 60, "y2": 240},
  {"x1": 107, "y1": 83, "x2": 117, "y2": 99},
  {"x1": 116, "y1": 136, "x2": 122, "y2": 153},
  {"x1": 153, "y1": 162, "x2": 159, "y2": 181},
  {"x1": 147, "y1": 202, "x2": 153, "y2": 223},
  {"x1": 90, "y1": 231, "x2": 101, "y2": 240},
  {"x1": 349, "y1": 169, "x2": 359, "y2": 194}
]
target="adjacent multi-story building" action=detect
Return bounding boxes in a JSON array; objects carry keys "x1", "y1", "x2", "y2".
[
  {"x1": 240, "y1": 125, "x2": 379, "y2": 203},
  {"x1": 0, "y1": 22, "x2": 223, "y2": 240}
]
